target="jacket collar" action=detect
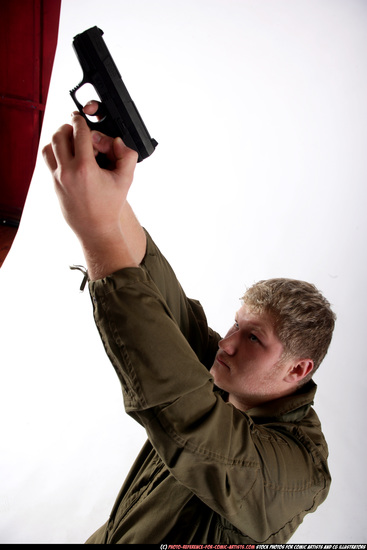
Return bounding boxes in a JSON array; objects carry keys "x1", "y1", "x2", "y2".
[{"x1": 246, "y1": 381, "x2": 317, "y2": 424}]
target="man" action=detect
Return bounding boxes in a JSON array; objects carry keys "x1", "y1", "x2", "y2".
[{"x1": 43, "y1": 109, "x2": 336, "y2": 544}]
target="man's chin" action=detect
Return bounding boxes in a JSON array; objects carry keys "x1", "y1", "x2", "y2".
[{"x1": 210, "y1": 364, "x2": 227, "y2": 392}]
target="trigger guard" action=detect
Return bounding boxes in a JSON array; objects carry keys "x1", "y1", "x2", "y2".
[
  {"x1": 94, "y1": 102, "x2": 107, "y2": 118},
  {"x1": 85, "y1": 112, "x2": 118, "y2": 142}
]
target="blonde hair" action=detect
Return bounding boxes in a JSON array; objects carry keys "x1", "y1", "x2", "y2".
[{"x1": 242, "y1": 278, "x2": 336, "y2": 382}]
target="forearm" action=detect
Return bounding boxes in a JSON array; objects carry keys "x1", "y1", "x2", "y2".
[
  {"x1": 120, "y1": 201, "x2": 147, "y2": 266},
  {"x1": 80, "y1": 202, "x2": 146, "y2": 281},
  {"x1": 80, "y1": 230, "x2": 138, "y2": 281}
]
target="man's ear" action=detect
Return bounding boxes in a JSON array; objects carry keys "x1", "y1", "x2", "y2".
[{"x1": 283, "y1": 359, "x2": 314, "y2": 384}]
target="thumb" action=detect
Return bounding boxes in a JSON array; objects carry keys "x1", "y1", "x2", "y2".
[
  {"x1": 113, "y1": 137, "x2": 139, "y2": 171},
  {"x1": 112, "y1": 137, "x2": 139, "y2": 190}
]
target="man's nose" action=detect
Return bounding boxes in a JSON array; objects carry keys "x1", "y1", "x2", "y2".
[{"x1": 218, "y1": 331, "x2": 238, "y2": 356}]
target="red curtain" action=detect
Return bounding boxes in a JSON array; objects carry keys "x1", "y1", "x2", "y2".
[{"x1": 0, "y1": 0, "x2": 61, "y2": 225}]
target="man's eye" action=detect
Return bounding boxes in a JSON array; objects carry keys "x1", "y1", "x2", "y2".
[
  {"x1": 234, "y1": 321, "x2": 239, "y2": 329},
  {"x1": 249, "y1": 334, "x2": 259, "y2": 342}
]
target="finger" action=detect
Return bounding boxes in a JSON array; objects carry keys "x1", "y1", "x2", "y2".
[
  {"x1": 51, "y1": 124, "x2": 74, "y2": 166},
  {"x1": 83, "y1": 100, "x2": 107, "y2": 122},
  {"x1": 83, "y1": 100, "x2": 100, "y2": 116},
  {"x1": 71, "y1": 112, "x2": 95, "y2": 162},
  {"x1": 42, "y1": 143, "x2": 57, "y2": 172},
  {"x1": 113, "y1": 137, "x2": 139, "y2": 178},
  {"x1": 91, "y1": 131, "x2": 115, "y2": 156}
]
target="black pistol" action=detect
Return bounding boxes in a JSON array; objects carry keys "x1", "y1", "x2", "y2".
[{"x1": 70, "y1": 26, "x2": 158, "y2": 163}]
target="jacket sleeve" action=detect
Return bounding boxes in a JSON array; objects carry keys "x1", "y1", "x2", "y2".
[
  {"x1": 89, "y1": 267, "x2": 330, "y2": 542},
  {"x1": 140, "y1": 230, "x2": 221, "y2": 368}
]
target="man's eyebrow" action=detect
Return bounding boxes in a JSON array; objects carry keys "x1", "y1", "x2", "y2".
[{"x1": 236, "y1": 315, "x2": 271, "y2": 339}]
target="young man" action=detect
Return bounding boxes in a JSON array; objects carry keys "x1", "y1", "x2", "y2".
[{"x1": 43, "y1": 111, "x2": 336, "y2": 544}]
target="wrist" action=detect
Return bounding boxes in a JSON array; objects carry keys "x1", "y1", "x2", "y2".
[{"x1": 80, "y1": 230, "x2": 139, "y2": 281}]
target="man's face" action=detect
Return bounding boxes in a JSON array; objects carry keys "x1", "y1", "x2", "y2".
[{"x1": 210, "y1": 303, "x2": 294, "y2": 411}]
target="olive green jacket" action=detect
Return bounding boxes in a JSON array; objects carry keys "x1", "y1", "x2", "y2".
[{"x1": 86, "y1": 232, "x2": 331, "y2": 544}]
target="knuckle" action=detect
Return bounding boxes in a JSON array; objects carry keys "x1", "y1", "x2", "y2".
[
  {"x1": 52, "y1": 124, "x2": 71, "y2": 143},
  {"x1": 55, "y1": 165, "x2": 69, "y2": 184}
]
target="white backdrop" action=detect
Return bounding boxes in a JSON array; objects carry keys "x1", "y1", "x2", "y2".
[{"x1": 0, "y1": 0, "x2": 366, "y2": 543}]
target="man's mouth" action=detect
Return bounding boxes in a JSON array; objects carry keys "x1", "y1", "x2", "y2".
[{"x1": 216, "y1": 354, "x2": 230, "y2": 370}]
